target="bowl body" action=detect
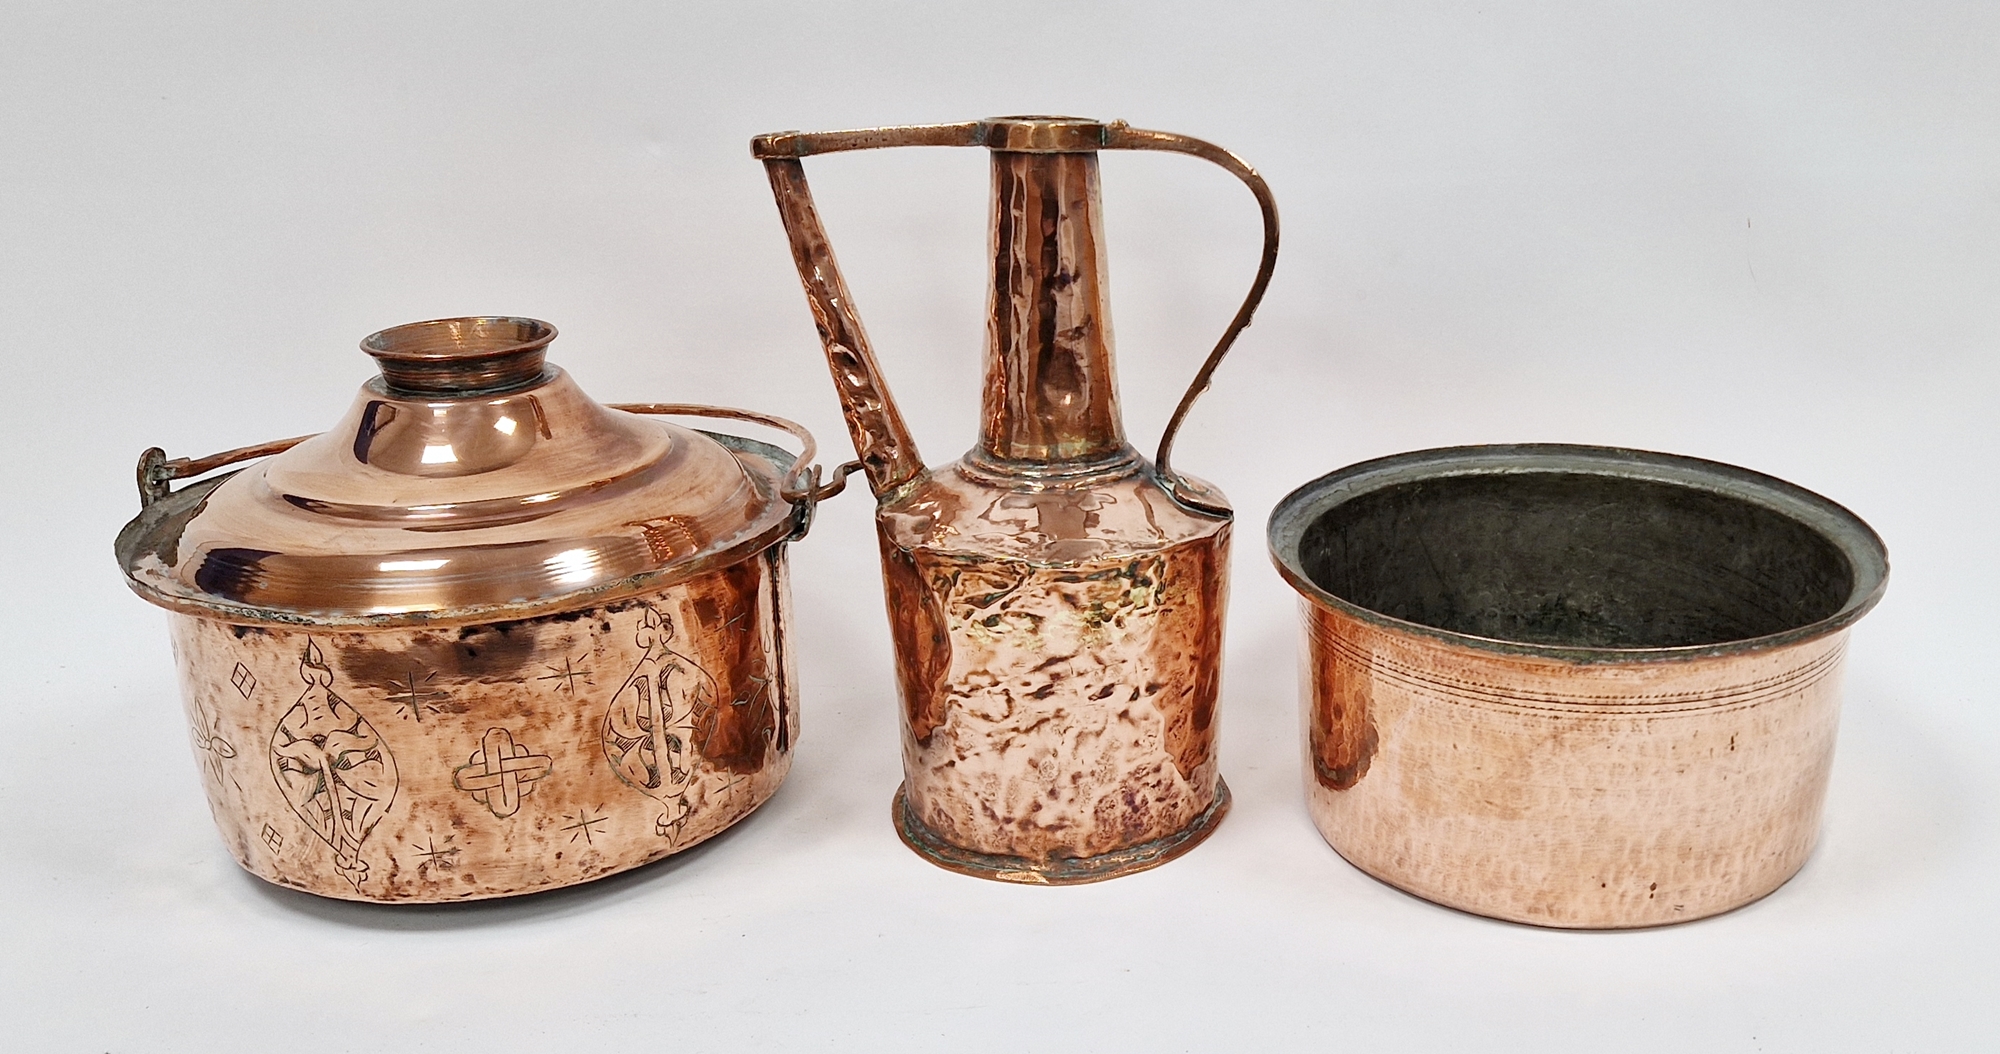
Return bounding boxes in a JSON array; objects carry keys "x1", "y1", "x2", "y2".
[{"x1": 1268, "y1": 445, "x2": 1887, "y2": 927}]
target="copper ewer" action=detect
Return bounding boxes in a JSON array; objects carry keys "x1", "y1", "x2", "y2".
[
  {"x1": 116, "y1": 317, "x2": 851, "y2": 902},
  {"x1": 1268, "y1": 445, "x2": 1889, "y2": 927},
  {"x1": 754, "y1": 117, "x2": 1279, "y2": 883}
]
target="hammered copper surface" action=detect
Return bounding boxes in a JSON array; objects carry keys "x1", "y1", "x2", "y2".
[
  {"x1": 1302, "y1": 602, "x2": 1846, "y2": 927},
  {"x1": 757, "y1": 117, "x2": 1278, "y2": 881},
  {"x1": 974, "y1": 148, "x2": 1126, "y2": 466},
  {"x1": 167, "y1": 549, "x2": 795, "y2": 902},
  {"x1": 120, "y1": 317, "x2": 835, "y2": 901},
  {"x1": 1269, "y1": 445, "x2": 1889, "y2": 927},
  {"x1": 879, "y1": 466, "x2": 1230, "y2": 866}
]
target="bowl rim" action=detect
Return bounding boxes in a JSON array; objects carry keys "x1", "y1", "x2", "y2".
[{"x1": 1265, "y1": 443, "x2": 1890, "y2": 663}]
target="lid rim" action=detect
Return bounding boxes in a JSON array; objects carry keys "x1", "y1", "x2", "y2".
[{"x1": 117, "y1": 433, "x2": 802, "y2": 628}]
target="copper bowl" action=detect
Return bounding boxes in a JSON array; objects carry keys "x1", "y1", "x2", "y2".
[{"x1": 1268, "y1": 445, "x2": 1888, "y2": 927}]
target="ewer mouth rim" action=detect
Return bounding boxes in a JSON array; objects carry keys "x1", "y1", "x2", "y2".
[{"x1": 1266, "y1": 443, "x2": 1889, "y2": 664}]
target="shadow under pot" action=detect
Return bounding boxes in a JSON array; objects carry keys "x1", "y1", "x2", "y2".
[
  {"x1": 115, "y1": 317, "x2": 852, "y2": 903},
  {"x1": 1267, "y1": 445, "x2": 1888, "y2": 928}
]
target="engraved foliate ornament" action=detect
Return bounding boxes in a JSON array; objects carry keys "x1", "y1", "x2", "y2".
[{"x1": 268, "y1": 639, "x2": 398, "y2": 889}]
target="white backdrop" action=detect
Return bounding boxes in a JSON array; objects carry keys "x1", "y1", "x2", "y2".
[{"x1": 4, "y1": 2, "x2": 1995, "y2": 1050}]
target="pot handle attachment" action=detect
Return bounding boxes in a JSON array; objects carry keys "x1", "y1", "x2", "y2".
[
  {"x1": 136, "y1": 436, "x2": 315, "y2": 509},
  {"x1": 611, "y1": 403, "x2": 861, "y2": 540}
]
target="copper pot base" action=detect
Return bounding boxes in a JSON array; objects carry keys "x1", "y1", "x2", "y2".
[
  {"x1": 1325, "y1": 838, "x2": 1808, "y2": 930},
  {"x1": 891, "y1": 779, "x2": 1232, "y2": 885}
]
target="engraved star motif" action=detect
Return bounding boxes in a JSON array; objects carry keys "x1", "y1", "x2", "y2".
[
  {"x1": 412, "y1": 832, "x2": 460, "y2": 871},
  {"x1": 537, "y1": 654, "x2": 592, "y2": 693},
  {"x1": 716, "y1": 769, "x2": 750, "y2": 807},
  {"x1": 560, "y1": 806, "x2": 610, "y2": 846},
  {"x1": 389, "y1": 669, "x2": 448, "y2": 722}
]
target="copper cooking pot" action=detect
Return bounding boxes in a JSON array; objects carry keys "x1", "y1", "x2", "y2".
[
  {"x1": 1268, "y1": 445, "x2": 1888, "y2": 927},
  {"x1": 115, "y1": 317, "x2": 853, "y2": 902}
]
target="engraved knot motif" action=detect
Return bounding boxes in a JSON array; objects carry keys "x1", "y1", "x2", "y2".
[{"x1": 454, "y1": 727, "x2": 554, "y2": 819}]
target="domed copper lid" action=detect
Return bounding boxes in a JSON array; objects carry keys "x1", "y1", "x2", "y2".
[{"x1": 118, "y1": 317, "x2": 825, "y2": 626}]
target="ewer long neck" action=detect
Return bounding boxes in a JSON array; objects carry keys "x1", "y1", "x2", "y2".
[{"x1": 974, "y1": 150, "x2": 1130, "y2": 470}]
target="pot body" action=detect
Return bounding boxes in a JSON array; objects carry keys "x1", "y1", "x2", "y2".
[
  {"x1": 876, "y1": 461, "x2": 1231, "y2": 884},
  {"x1": 1300, "y1": 599, "x2": 1846, "y2": 927},
  {"x1": 167, "y1": 545, "x2": 797, "y2": 903}
]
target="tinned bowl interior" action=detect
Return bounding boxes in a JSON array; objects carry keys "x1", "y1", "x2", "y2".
[{"x1": 1269, "y1": 445, "x2": 1888, "y2": 658}]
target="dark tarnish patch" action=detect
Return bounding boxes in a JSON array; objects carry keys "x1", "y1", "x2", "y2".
[
  {"x1": 687, "y1": 558, "x2": 776, "y2": 774},
  {"x1": 1118, "y1": 787, "x2": 1159, "y2": 846},
  {"x1": 338, "y1": 621, "x2": 548, "y2": 690},
  {"x1": 1153, "y1": 537, "x2": 1227, "y2": 783},
  {"x1": 1310, "y1": 615, "x2": 1379, "y2": 791},
  {"x1": 130, "y1": 483, "x2": 216, "y2": 572},
  {"x1": 881, "y1": 536, "x2": 953, "y2": 746},
  {"x1": 1091, "y1": 785, "x2": 1164, "y2": 854},
  {"x1": 763, "y1": 547, "x2": 792, "y2": 755},
  {"x1": 192, "y1": 548, "x2": 279, "y2": 601},
  {"x1": 351, "y1": 400, "x2": 396, "y2": 463},
  {"x1": 1186, "y1": 537, "x2": 1225, "y2": 738},
  {"x1": 525, "y1": 596, "x2": 648, "y2": 626}
]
